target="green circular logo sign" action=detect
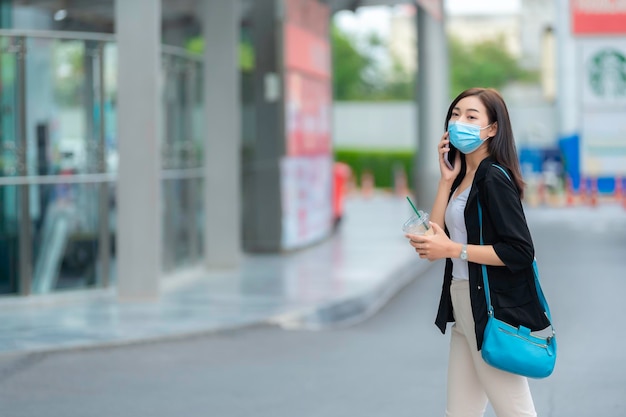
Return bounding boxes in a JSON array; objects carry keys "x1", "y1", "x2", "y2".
[{"x1": 588, "y1": 49, "x2": 626, "y2": 98}]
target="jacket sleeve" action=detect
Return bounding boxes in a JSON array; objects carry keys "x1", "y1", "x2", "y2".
[{"x1": 482, "y1": 168, "x2": 534, "y2": 272}]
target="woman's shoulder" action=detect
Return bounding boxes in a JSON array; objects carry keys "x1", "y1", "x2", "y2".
[
  {"x1": 476, "y1": 158, "x2": 512, "y2": 183},
  {"x1": 476, "y1": 158, "x2": 512, "y2": 181},
  {"x1": 476, "y1": 159, "x2": 518, "y2": 198}
]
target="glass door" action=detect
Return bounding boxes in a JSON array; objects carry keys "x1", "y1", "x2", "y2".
[
  {"x1": 161, "y1": 52, "x2": 203, "y2": 273},
  {"x1": 26, "y1": 37, "x2": 108, "y2": 293}
]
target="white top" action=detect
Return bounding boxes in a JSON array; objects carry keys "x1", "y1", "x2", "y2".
[{"x1": 445, "y1": 186, "x2": 471, "y2": 280}]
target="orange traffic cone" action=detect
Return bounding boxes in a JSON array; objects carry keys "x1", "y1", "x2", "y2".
[
  {"x1": 617, "y1": 177, "x2": 626, "y2": 210},
  {"x1": 393, "y1": 165, "x2": 408, "y2": 197},
  {"x1": 615, "y1": 176, "x2": 623, "y2": 203},
  {"x1": 361, "y1": 170, "x2": 374, "y2": 198},
  {"x1": 537, "y1": 177, "x2": 546, "y2": 206},
  {"x1": 590, "y1": 177, "x2": 598, "y2": 208},
  {"x1": 579, "y1": 177, "x2": 588, "y2": 205},
  {"x1": 565, "y1": 176, "x2": 575, "y2": 207}
]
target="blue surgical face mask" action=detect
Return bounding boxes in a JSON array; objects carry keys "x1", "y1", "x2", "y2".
[{"x1": 448, "y1": 121, "x2": 493, "y2": 154}]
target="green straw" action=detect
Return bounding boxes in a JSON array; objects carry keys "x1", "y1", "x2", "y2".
[{"x1": 406, "y1": 196, "x2": 429, "y2": 230}]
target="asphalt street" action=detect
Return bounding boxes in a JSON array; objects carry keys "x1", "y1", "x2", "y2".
[{"x1": 0, "y1": 206, "x2": 624, "y2": 417}]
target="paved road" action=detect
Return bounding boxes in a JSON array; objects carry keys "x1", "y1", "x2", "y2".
[{"x1": 0, "y1": 206, "x2": 624, "y2": 417}]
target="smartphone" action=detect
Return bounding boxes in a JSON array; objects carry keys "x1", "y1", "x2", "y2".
[{"x1": 443, "y1": 144, "x2": 456, "y2": 170}]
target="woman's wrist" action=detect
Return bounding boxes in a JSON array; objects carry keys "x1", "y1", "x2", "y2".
[
  {"x1": 448, "y1": 242, "x2": 463, "y2": 259},
  {"x1": 438, "y1": 178, "x2": 454, "y2": 191}
]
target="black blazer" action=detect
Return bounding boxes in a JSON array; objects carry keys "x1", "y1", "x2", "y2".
[{"x1": 435, "y1": 158, "x2": 550, "y2": 350}]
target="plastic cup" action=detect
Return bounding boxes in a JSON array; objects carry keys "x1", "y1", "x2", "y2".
[{"x1": 402, "y1": 210, "x2": 431, "y2": 235}]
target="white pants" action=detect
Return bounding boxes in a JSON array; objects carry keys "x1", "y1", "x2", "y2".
[{"x1": 446, "y1": 280, "x2": 537, "y2": 417}]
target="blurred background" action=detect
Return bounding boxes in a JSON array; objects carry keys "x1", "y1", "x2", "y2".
[
  {"x1": 0, "y1": 1, "x2": 625, "y2": 416},
  {"x1": 0, "y1": 0, "x2": 623, "y2": 300}
]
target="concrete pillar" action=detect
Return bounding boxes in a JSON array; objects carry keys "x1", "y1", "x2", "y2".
[
  {"x1": 243, "y1": 0, "x2": 283, "y2": 253},
  {"x1": 556, "y1": 0, "x2": 578, "y2": 138},
  {"x1": 203, "y1": 0, "x2": 242, "y2": 267},
  {"x1": 415, "y1": 2, "x2": 449, "y2": 210},
  {"x1": 115, "y1": 0, "x2": 162, "y2": 301}
]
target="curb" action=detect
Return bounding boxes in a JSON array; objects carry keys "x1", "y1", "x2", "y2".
[
  {"x1": 270, "y1": 258, "x2": 437, "y2": 330},
  {"x1": 0, "y1": 260, "x2": 436, "y2": 357}
]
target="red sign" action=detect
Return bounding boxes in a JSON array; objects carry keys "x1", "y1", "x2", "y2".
[
  {"x1": 283, "y1": 0, "x2": 332, "y2": 157},
  {"x1": 284, "y1": 24, "x2": 331, "y2": 79},
  {"x1": 284, "y1": 0, "x2": 329, "y2": 37},
  {"x1": 572, "y1": 0, "x2": 626, "y2": 34},
  {"x1": 285, "y1": 72, "x2": 331, "y2": 156},
  {"x1": 281, "y1": 0, "x2": 333, "y2": 250}
]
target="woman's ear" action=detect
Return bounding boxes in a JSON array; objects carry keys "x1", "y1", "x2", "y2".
[{"x1": 488, "y1": 121, "x2": 498, "y2": 138}]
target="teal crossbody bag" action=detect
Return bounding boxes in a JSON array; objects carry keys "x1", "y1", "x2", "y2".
[{"x1": 478, "y1": 164, "x2": 557, "y2": 378}]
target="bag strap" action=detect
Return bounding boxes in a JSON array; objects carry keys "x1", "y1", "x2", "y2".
[{"x1": 478, "y1": 164, "x2": 552, "y2": 322}]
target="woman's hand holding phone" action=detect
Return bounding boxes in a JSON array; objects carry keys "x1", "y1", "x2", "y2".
[
  {"x1": 439, "y1": 133, "x2": 460, "y2": 180},
  {"x1": 443, "y1": 145, "x2": 454, "y2": 170}
]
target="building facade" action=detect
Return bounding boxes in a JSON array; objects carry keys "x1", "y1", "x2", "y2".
[
  {"x1": 0, "y1": 0, "x2": 447, "y2": 301},
  {"x1": 0, "y1": 0, "x2": 243, "y2": 298},
  {"x1": 0, "y1": 0, "x2": 448, "y2": 300}
]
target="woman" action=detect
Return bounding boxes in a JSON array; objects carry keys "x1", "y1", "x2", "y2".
[{"x1": 407, "y1": 88, "x2": 550, "y2": 417}]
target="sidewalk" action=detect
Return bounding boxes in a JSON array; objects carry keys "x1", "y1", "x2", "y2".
[{"x1": 0, "y1": 195, "x2": 433, "y2": 356}]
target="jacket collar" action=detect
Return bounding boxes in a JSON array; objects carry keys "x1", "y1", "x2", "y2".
[{"x1": 466, "y1": 157, "x2": 495, "y2": 208}]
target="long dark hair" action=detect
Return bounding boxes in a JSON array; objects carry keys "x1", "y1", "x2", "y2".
[{"x1": 444, "y1": 87, "x2": 525, "y2": 198}]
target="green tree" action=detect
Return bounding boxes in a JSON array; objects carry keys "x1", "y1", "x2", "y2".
[
  {"x1": 331, "y1": 24, "x2": 375, "y2": 100},
  {"x1": 377, "y1": 56, "x2": 414, "y2": 101},
  {"x1": 449, "y1": 35, "x2": 538, "y2": 96},
  {"x1": 332, "y1": 24, "x2": 414, "y2": 101}
]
